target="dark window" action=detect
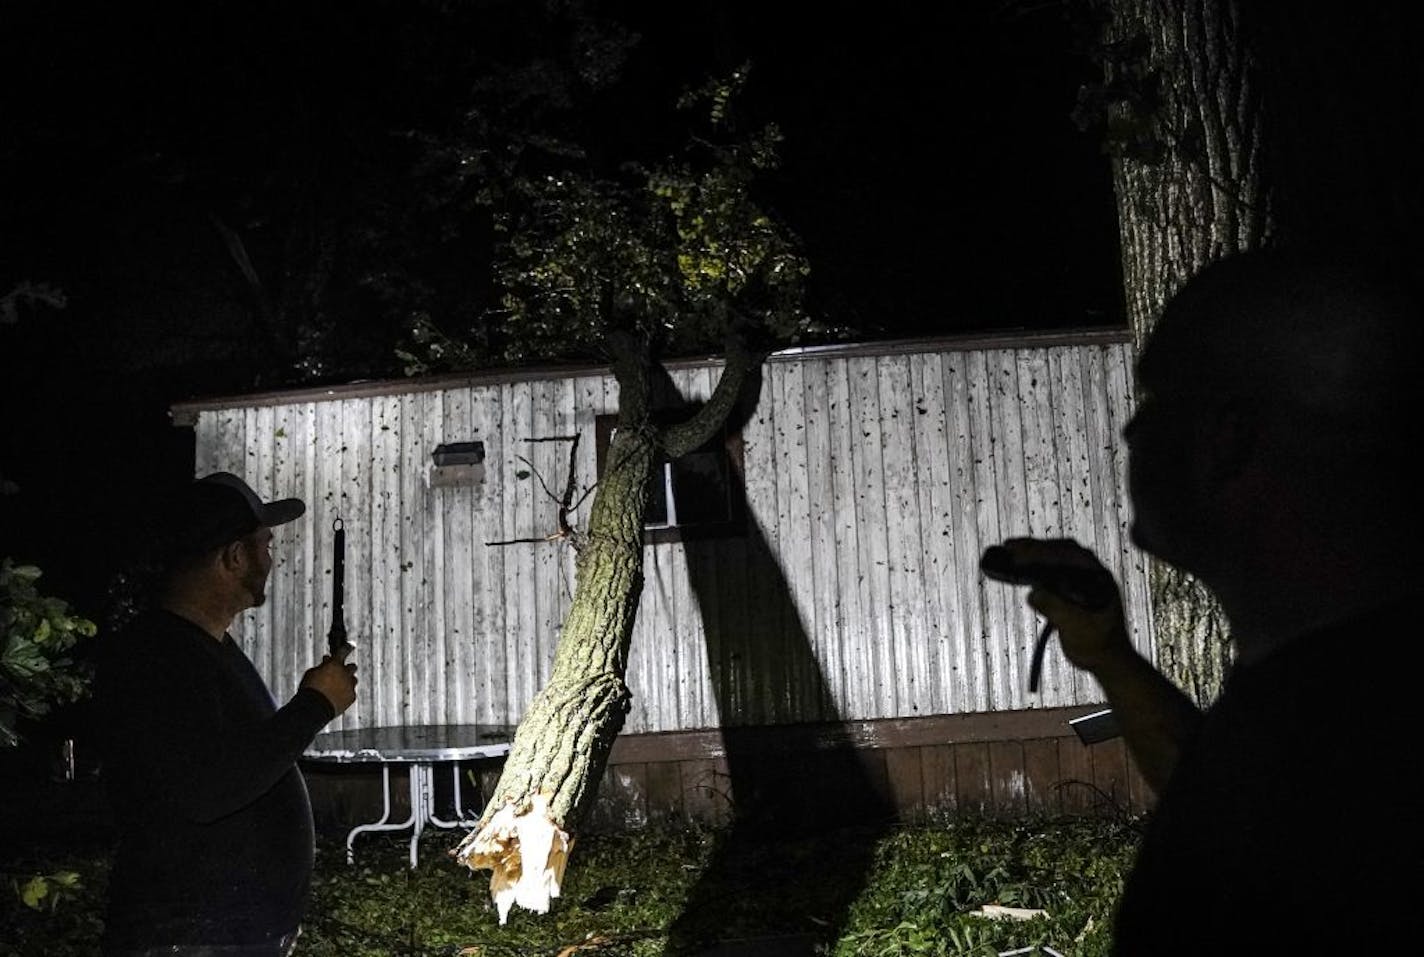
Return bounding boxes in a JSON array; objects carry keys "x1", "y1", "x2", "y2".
[{"x1": 594, "y1": 413, "x2": 745, "y2": 543}]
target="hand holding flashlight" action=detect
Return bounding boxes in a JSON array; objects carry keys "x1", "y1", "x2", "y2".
[{"x1": 980, "y1": 539, "x2": 1125, "y2": 693}]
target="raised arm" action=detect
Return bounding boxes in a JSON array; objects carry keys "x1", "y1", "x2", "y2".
[{"x1": 986, "y1": 537, "x2": 1202, "y2": 794}]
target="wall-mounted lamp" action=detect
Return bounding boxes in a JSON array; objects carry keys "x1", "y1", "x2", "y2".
[{"x1": 430, "y1": 440, "x2": 485, "y2": 487}]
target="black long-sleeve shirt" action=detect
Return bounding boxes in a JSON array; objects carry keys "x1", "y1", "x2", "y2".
[
  {"x1": 1111, "y1": 598, "x2": 1421, "y2": 954},
  {"x1": 93, "y1": 609, "x2": 334, "y2": 949}
]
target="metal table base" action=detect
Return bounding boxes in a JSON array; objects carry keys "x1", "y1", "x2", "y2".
[
  {"x1": 303, "y1": 724, "x2": 514, "y2": 868},
  {"x1": 347, "y1": 760, "x2": 488, "y2": 867}
]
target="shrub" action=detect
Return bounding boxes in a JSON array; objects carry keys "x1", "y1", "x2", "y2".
[{"x1": 0, "y1": 558, "x2": 97, "y2": 748}]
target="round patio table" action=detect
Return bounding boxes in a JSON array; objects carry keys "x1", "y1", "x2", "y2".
[{"x1": 303, "y1": 723, "x2": 514, "y2": 867}]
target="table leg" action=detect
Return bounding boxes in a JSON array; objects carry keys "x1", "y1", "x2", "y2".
[
  {"x1": 345, "y1": 764, "x2": 418, "y2": 865},
  {"x1": 430, "y1": 762, "x2": 481, "y2": 828},
  {"x1": 408, "y1": 763, "x2": 430, "y2": 869}
]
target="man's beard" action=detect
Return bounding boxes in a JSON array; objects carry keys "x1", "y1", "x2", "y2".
[{"x1": 243, "y1": 567, "x2": 269, "y2": 607}]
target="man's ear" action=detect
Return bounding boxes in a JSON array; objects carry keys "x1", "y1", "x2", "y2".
[
  {"x1": 217, "y1": 539, "x2": 247, "y2": 572},
  {"x1": 1203, "y1": 398, "x2": 1258, "y2": 483}
]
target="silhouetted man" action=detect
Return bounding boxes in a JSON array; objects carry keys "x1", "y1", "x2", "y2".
[
  {"x1": 987, "y1": 248, "x2": 1420, "y2": 953},
  {"x1": 94, "y1": 472, "x2": 358, "y2": 956}
]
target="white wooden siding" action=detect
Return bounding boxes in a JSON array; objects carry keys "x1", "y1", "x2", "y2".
[{"x1": 187, "y1": 336, "x2": 1150, "y2": 733}]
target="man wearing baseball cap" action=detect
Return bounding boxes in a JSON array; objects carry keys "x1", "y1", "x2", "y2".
[{"x1": 93, "y1": 472, "x2": 358, "y2": 956}]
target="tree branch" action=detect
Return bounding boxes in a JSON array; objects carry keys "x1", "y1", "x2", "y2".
[
  {"x1": 556, "y1": 433, "x2": 581, "y2": 545},
  {"x1": 515, "y1": 454, "x2": 561, "y2": 504},
  {"x1": 660, "y1": 336, "x2": 766, "y2": 459},
  {"x1": 492, "y1": 435, "x2": 587, "y2": 549},
  {"x1": 486, "y1": 533, "x2": 569, "y2": 547}
]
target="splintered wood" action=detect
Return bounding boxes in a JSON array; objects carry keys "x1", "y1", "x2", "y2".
[{"x1": 452, "y1": 793, "x2": 572, "y2": 924}]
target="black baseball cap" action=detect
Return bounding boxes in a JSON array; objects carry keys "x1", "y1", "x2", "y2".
[{"x1": 162, "y1": 471, "x2": 305, "y2": 562}]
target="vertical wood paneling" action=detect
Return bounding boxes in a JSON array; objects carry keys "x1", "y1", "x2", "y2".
[
  {"x1": 680, "y1": 757, "x2": 732, "y2": 825},
  {"x1": 1083, "y1": 348, "x2": 1130, "y2": 699},
  {"x1": 921, "y1": 745, "x2": 957, "y2": 813},
  {"x1": 682, "y1": 367, "x2": 717, "y2": 728},
  {"x1": 530, "y1": 379, "x2": 562, "y2": 692},
  {"x1": 764, "y1": 361, "x2": 792, "y2": 724},
  {"x1": 300, "y1": 405, "x2": 321, "y2": 695},
  {"x1": 555, "y1": 380, "x2": 580, "y2": 700},
  {"x1": 338, "y1": 399, "x2": 372, "y2": 726},
  {"x1": 885, "y1": 746, "x2": 924, "y2": 820},
  {"x1": 208, "y1": 411, "x2": 243, "y2": 480},
  {"x1": 942, "y1": 352, "x2": 985, "y2": 714},
  {"x1": 966, "y1": 351, "x2": 1004, "y2": 711},
  {"x1": 720, "y1": 509, "x2": 751, "y2": 729},
  {"x1": 505, "y1": 383, "x2": 537, "y2": 718},
  {"x1": 988, "y1": 350, "x2": 1032, "y2": 700},
  {"x1": 1105, "y1": 348, "x2": 1155, "y2": 658},
  {"x1": 282, "y1": 403, "x2": 313, "y2": 705},
  {"x1": 471, "y1": 384, "x2": 507, "y2": 725},
  {"x1": 773, "y1": 361, "x2": 812, "y2": 720},
  {"x1": 267, "y1": 403, "x2": 295, "y2": 704},
  {"x1": 989, "y1": 740, "x2": 1027, "y2": 817},
  {"x1": 642, "y1": 540, "x2": 674, "y2": 732},
  {"x1": 827, "y1": 359, "x2": 868, "y2": 717},
  {"x1": 1056, "y1": 738, "x2": 1096, "y2": 815},
  {"x1": 193, "y1": 338, "x2": 1148, "y2": 735},
  {"x1": 684, "y1": 530, "x2": 720, "y2": 730},
  {"x1": 803, "y1": 360, "x2": 841, "y2": 721},
  {"x1": 434, "y1": 388, "x2": 468, "y2": 725},
  {"x1": 663, "y1": 370, "x2": 694, "y2": 728},
  {"x1": 192, "y1": 413, "x2": 223, "y2": 477},
  {"x1": 1053, "y1": 348, "x2": 1102, "y2": 706},
  {"x1": 618, "y1": 378, "x2": 654, "y2": 733},
  {"x1": 911, "y1": 354, "x2": 954, "y2": 716},
  {"x1": 1091, "y1": 738, "x2": 1131, "y2": 808},
  {"x1": 879, "y1": 355, "x2": 927, "y2": 717},
  {"x1": 314, "y1": 397, "x2": 346, "y2": 726},
  {"x1": 645, "y1": 761, "x2": 682, "y2": 823},
  {"x1": 848, "y1": 356, "x2": 893, "y2": 718},
  {"x1": 738, "y1": 366, "x2": 777, "y2": 724},
  {"x1": 245, "y1": 406, "x2": 277, "y2": 689},
  {"x1": 371, "y1": 395, "x2": 403, "y2": 725},
  {"x1": 397, "y1": 394, "x2": 421, "y2": 723},
  {"x1": 710, "y1": 357, "x2": 749, "y2": 729},
  {"x1": 402, "y1": 392, "x2": 432, "y2": 725},
  {"x1": 955, "y1": 742, "x2": 992, "y2": 814},
  {"x1": 1022, "y1": 738, "x2": 1060, "y2": 815},
  {"x1": 1017, "y1": 349, "x2": 1069, "y2": 703}
]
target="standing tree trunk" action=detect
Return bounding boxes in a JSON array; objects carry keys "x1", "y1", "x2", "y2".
[
  {"x1": 451, "y1": 336, "x2": 764, "y2": 922},
  {"x1": 1098, "y1": 0, "x2": 1416, "y2": 704},
  {"x1": 1096, "y1": 0, "x2": 1273, "y2": 704}
]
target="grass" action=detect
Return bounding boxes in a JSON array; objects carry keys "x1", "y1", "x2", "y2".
[{"x1": 1, "y1": 814, "x2": 1142, "y2": 957}]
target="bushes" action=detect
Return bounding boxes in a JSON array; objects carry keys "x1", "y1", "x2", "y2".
[{"x1": 0, "y1": 558, "x2": 97, "y2": 749}]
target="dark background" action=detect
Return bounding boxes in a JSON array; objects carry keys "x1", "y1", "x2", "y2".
[{"x1": 0, "y1": 1, "x2": 1121, "y2": 618}]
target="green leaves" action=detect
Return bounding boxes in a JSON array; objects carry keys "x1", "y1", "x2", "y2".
[
  {"x1": 486, "y1": 73, "x2": 814, "y2": 365},
  {"x1": 833, "y1": 818, "x2": 1136, "y2": 957},
  {"x1": 17, "y1": 871, "x2": 82, "y2": 912},
  {"x1": 392, "y1": 24, "x2": 832, "y2": 374},
  {"x1": 0, "y1": 557, "x2": 97, "y2": 747},
  {"x1": 3, "y1": 820, "x2": 1137, "y2": 956}
]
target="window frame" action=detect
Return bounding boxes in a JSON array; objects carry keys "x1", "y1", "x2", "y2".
[{"x1": 593, "y1": 413, "x2": 747, "y2": 544}]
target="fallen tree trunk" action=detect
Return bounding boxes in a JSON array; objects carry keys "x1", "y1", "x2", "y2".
[{"x1": 451, "y1": 338, "x2": 761, "y2": 922}]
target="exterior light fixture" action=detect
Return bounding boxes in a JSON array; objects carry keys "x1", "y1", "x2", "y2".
[{"x1": 430, "y1": 440, "x2": 485, "y2": 487}]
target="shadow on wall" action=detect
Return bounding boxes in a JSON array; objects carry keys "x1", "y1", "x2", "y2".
[{"x1": 655, "y1": 365, "x2": 897, "y2": 954}]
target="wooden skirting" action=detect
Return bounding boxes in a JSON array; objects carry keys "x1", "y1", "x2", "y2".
[
  {"x1": 586, "y1": 707, "x2": 1151, "y2": 831},
  {"x1": 303, "y1": 708, "x2": 1152, "y2": 836}
]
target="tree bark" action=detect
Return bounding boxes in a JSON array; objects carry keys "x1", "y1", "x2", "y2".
[
  {"x1": 1100, "y1": 0, "x2": 1273, "y2": 704},
  {"x1": 450, "y1": 336, "x2": 764, "y2": 922}
]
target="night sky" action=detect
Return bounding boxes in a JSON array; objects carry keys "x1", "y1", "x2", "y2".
[{"x1": 1, "y1": 1, "x2": 1118, "y2": 612}]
